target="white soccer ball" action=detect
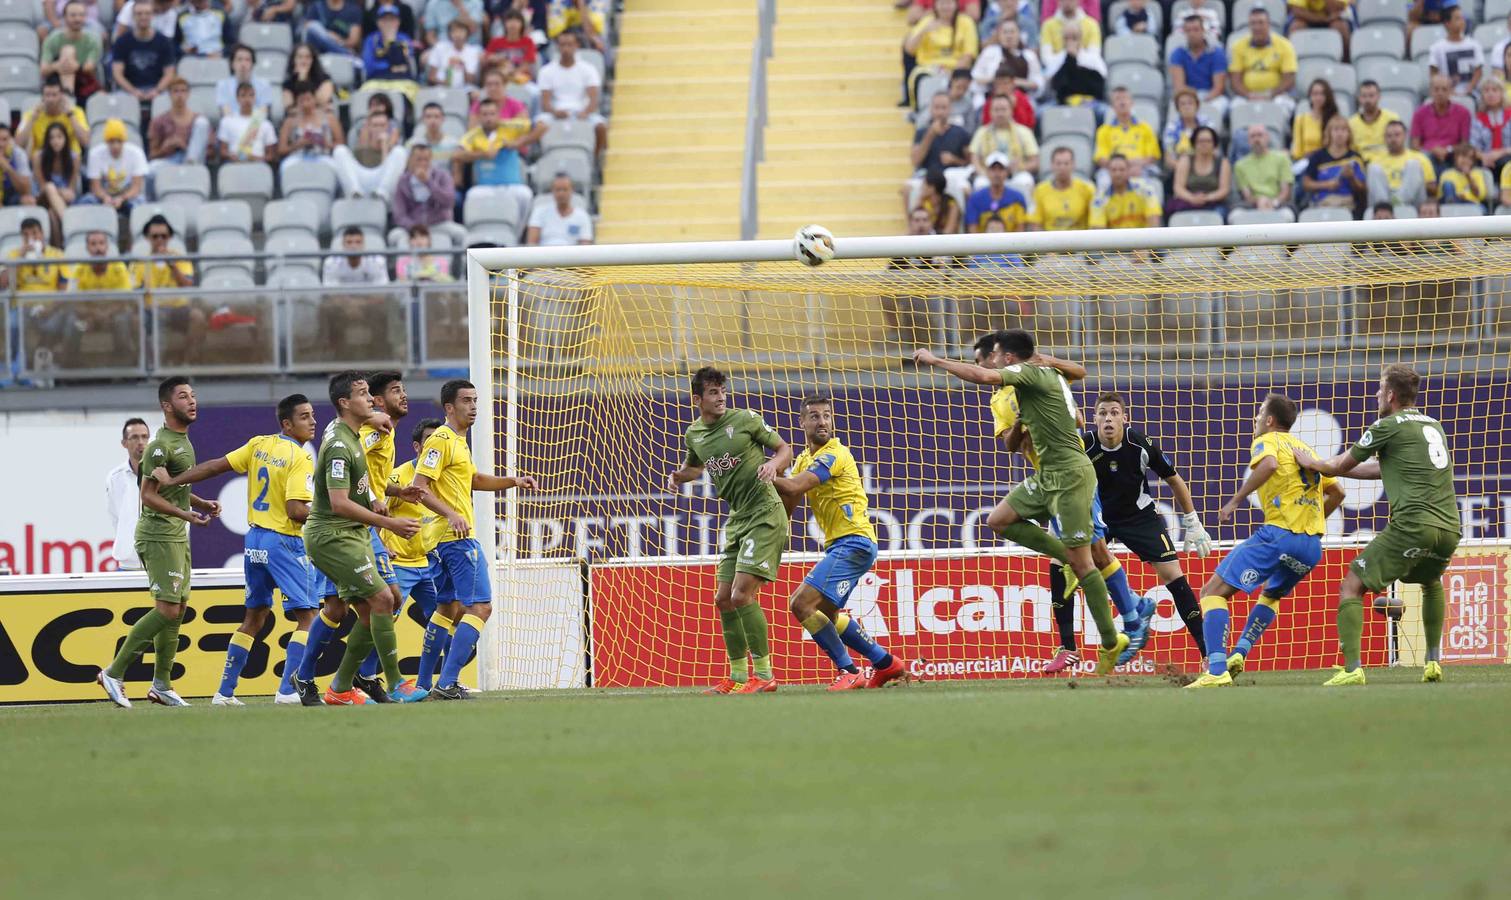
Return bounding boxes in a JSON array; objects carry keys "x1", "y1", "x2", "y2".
[{"x1": 794, "y1": 224, "x2": 836, "y2": 266}]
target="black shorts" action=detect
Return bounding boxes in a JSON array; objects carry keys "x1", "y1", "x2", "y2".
[{"x1": 1104, "y1": 507, "x2": 1178, "y2": 565}]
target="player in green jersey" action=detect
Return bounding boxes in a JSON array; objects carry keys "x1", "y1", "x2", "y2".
[
  {"x1": 304, "y1": 371, "x2": 424, "y2": 705},
  {"x1": 1298, "y1": 364, "x2": 1462, "y2": 686},
  {"x1": 665, "y1": 367, "x2": 794, "y2": 694},
  {"x1": 915, "y1": 329, "x2": 1131, "y2": 674},
  {"x1": 97, "y1": 376, "x2": 221, "y2": 709}
]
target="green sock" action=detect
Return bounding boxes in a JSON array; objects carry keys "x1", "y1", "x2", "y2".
[
  {"x1": 151, "y1": 614, "x2": 182, "y2": 689},
  {"x1": 106, "y1": 608, "x2": 170, "y2": 680},
  {"x1": 1077, "y1": 570, "x2": 1118, "y2": 648},
  {"x1": 332, "y1": 621, "x2": 373, "y2": 692},
  {"x1": 998, "y1": 521, "x2": 1070, "y2": 565},
  {"x1": 370, "y1": 612, "x2": 404, "y2": 689},
  {"x1": 737, "y1": 602, "x2": 772, "y2": 678},
  {"x1": 719, "y1": 609, "x2": 749, "y2": 682},
  {"x1": 1421, "y1": 582, "x2": 1445, "y2": 663},
  {"x1": 1338, "y1": 596, "x2": 1364, "y2": 670}
]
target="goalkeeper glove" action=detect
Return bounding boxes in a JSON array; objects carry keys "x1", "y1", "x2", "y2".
[{"x1": 1181, "y1": 513, "x2": 1213, "y2": 557}]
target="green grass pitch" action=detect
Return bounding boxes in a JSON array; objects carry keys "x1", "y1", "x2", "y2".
[{"x1": 4, "y1": 667, "x2": 1510, "y2": 899}]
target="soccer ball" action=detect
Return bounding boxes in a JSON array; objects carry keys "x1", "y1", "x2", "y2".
[{"x1": 794, "y1": 224, "x2": 836, "y2": 266}]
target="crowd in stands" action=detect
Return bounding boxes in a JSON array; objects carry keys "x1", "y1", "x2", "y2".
[{"x1": 900, "y1": 0, "x2": 1511, "y2": 237}]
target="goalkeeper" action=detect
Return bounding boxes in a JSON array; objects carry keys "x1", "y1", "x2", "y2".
[
  {"x1": 915, "y1": 329, "x2": 1129, "y2": 675},
  {"x1": 1083, "y1": 392, "x2": 1216, "y2": 664}
]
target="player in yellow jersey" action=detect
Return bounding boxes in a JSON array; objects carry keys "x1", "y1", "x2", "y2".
[
  {"x1": 382, "y1": 417, "x2": 450, "y2": 691},
  {"x1": 153, "y1": 394, "x2": 322, "y2": 705},
  {"x1": 1187, "y1": 394, "x2": 1344, "y2": 688},
  {"x1": 411, "y1": 379, "x2": 539, "y2": 700},
  {"x1": 774, "y1": 396, "x2": 906, "y2": 691}
]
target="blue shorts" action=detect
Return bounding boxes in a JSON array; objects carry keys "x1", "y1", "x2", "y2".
[
  {"x1": 1215, "y1": 525, "x2": 1323, "y2": 598},
  {"x1": 244, "y1": 526, "x2": 320, "y2": 612},
  {"x1": 803, "y1": 535, "x2": 879, "y2": 608},
  {"x1": 369, "y1": 527, "x2": 398, "y2": 586},
  {"x1": 435, "y1": 538, "x2": 491, "y2": 606},
  {"x1": 395, "y1": 556, "x2": 443, "y2": 621},
  {"x1": 1051, "y1": 491, "x2": 1107, "y2": 543}
]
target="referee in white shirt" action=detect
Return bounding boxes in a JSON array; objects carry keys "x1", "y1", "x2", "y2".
[{"x1": 105, "y1": 417, "x2": 151, "y2": 570}]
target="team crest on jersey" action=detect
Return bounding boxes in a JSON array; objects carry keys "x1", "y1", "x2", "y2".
[
  {"x1": 1109, "y1": 461, "x2": 1119, "y2": 472},
  {"x1": 726, "y1": 426, "x2": 735, "y2": 439}
]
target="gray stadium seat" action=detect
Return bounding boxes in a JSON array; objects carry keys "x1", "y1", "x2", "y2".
[
  {"x1": 179, "y1": 56, "x2": 229, "y2": 88},
  {"x1": 62, "y1": 204, "x2": 120, "y2": 245},
  {"x1": 1299, "y1": 206, "x2": 1353, "y2": 222},
  {"x1": 1360, "y1": 58, "x2": 1428, "y2": 96},
  {"x1": 0, "y1": 58, "x2": 36, "y2": 110},
  {"x1": 1298, "y1": 61, "x2": 1357, "y2": 101},
  {"x1": 254, "y1": 54, "x2": 288, "y2": 85},
  {"x1": 280, "y1": 161, "x2": 338, "y2": 234},
  {"x1": 129, "y1": 202, "x2": 191, "y2": 241},
  {"x1": 1227, "y1": 207, "x2": 1297, "y2": 225},
  {"x1": 1380, "y1": 90, "x2": 1419, "y2": 123},
  {"x1": 195, "y1": 199, "x2": 254, "y2": 245},
  {"x1": 1168, "y1": 210, "x2": 1224, "y2": 228},
  {"x1": 531, "y1": 148, "x2": 593, "y2": 194},
  {"x1": 1132, "y1": 98, "x2": 1163, "y2": 133},
  {"x1": 263, "y1": 198, "x2": 321, "y2": 244},
  {"x1": 1352, "y1": 24, "x2": 1407, "y2": 63},
  {"x1": 466, "y1": 223, "x2": 521, "y2": 248},
  {"x1": 215, "y1": 161, "x2": 275, "y2": 221},
  {"x1": 1439, "y1": 202, "x2": 1487, "y2": 217},
  {"x1": 576, "y1": 47, "x2": 607, "y2": 83},
  {"x1": 1450, "y1": 94, "x2": 1476, "y2": 116},
  {"x1": 320, "y1": 53, "x2": 358, "y2": 91},
  {"x1": 1357, "y1": 0, "x2": 1407, "y2": 25},
  {"x1": 351, "y1": 86, "x2": 409, "y2": 128},
  {"x1": 464, "y1": 189, "x2": 523, "y2": 232},
  {"x1": 1040, "y1": 105, "x2": 1095, "y2": 139},
  {"x1": 914, "y1": 72, "x2": 948, "y2": 109},
  {"x1": 1291, "y1": 29, "x2": 1344, "y2": 62},
  {"x1": 1170, "y1": 0, "x2": 1222, "y2": 31},
  {"x1": 241, "y1": 22, "x2": 293, "y2": 57},
  {"x1": 265, "y1": 231, "x2": 320, "y2": 281},
  {"x1": 153, "y1": 163, "x2": 211, "y2": 206},
  {"x1": 201, "y1": 269, "x2": 256, "y2": 289},
  {"x1": 1411, "y1": 24, "x2": 1447, "y2": 61},
  {"x1": 331, "y1": 197, "x2": 389, "y2": 245},
  {"x1": 86, "y1": 92, "x2": 139, "y2": 127},
  {"x1": 539, "y1": 118, "x2": 596, "y2": 154},
  {"x1": 1108, "y1": 62, "x2": 1164, "y2": 104},
  {"x1": 1392, "y1": 204, "x2": 1418, "y2": 218},
  {"x1": 1037, "y1": 133, "x2": 1093, "y2": 177},
  {"x1": 1230, "y1": 99, "x2": 1289, "y2": 141},
  {"x1": 415, "y1": 86, "x2": 470, "y2": 130},
  {"x1": 1491, "y1": 0, "x2": 1511, "y2": 20},
  {"x1": 0, "y1": 23, "x2": 38, "y2": 61},
  {"x1": 1104, "y1": 33, "x2": 1159, "y2": 66},
  {"x1": 199, "y1": 233, "x2": 256, "y2": 280},
  {"x1": 150, "y1": 87, "x2": 218, "y2": 124},
  {"x1": 270, "y1": 266, "x2": 323, "y2": 289},
  {"x1": 0, "y1": 0, "x2": 35, "y2": 26},
  {"x1": 0, "y1": 205, "x2": 52, "y2": 251},
  {"x1": 1476, "y1": 22, "x2": 1509, "y2": 55}
]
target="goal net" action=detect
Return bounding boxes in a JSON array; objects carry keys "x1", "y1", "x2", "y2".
[{"x1": 468, "y1": 219, "x2": 1511, "y2": 690}]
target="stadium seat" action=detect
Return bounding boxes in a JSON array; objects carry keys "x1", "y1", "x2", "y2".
[
  {"x1": 466, "y1": 223, "x2": 521, "y2": 248},
  {"x1": 269, "y1": 265, "x2": 323, "y2": 289},
  {"x1": 532, "y1": 147, "x2": 594, "y2": 194},
  {"x1": 86, "y1": 92, "x2": 140, "y2": 128},
  {"x1": 1475, "y1": 21, "x2": 1509, "y2": 55},
  {"x1": 1230, "y1": 99, "x2": 1290, "y2": 143},
  {"x1": 1411, "y1": 25, "x2": 1447, "y2": 61},
  {"x1": 265, "y1": 231, "x2": 321, "y2": 282},
  {"x1": 540, "y1": 118, "x2": 596, "y2": 155},
  {"x1": 150, "y1": 88, "x2": 219, "y2": 124},
  {"x1": 352, "y1": 86, "x2": 410, "y2": 129},
  {"x1": 0, "y1": 0, "x2": 35, "y2": 26},
  {"x1": 1380, "y1": 90, "x2": 1419, "y2": 123},
  {"x1": 577, "y1": 47, "x2": 608, "y2": 83},
  {"x1": 1451, "y1": 94, "x2": 1476, "y2": 116},
  {"x1": 0, "y1": 23, "x2": 38, "y2": 62},
  {"x1": 1227, "y1": 207, "x2": 1297, "y2": 225},
  {"x1": 1298, "y1": 61, "x2": 1357, "y2": 102},
  {"x1": 1040, "y1": 105, "x2": 1095, "y2": 140},
  {"x1": 1132, "y1": 98, "x2": 1163, "y2": 134},
  {"x1": 154, "y1": 163, "x2": 211, "y2": 207},
  {"x1": 263, "y1": 198, "x2": 322, "y2": 245},
  {"x1": 280, "y1": 161, "x2": 338, "y2": 235},
  {"x1": 62, "y1": 204, "x2": 119, "y2": 246},
  {"x1": 129, "y1": 202, "x2": 191, "y2": 242},
  {"x1": 1393, "y1": 204, "x2": 1418, "y2": 218},
  {"x1": 1440, "y1": 203, "x2": 1487, "y2": 217},
  {"x1": 201, "y1": 269, "x2": 257, "y2": 289},
  {"x1": 1357, "y1": 0, "x2": 1407, "y2": 25},
  {"x1": 320, "y1": 54, "x2": 358, "y2": 92},
  {"x1": 464, "y1": 189, "x2": 523, "y2": 234},
  {"x1": 241, "y1": 22, "x2": 293, "y2": 57},
  {"x1": 1108, "y1": 62, "x2": 1164, "y2": 104},
  {"x1": 216, "y1": 161, "x2": 275, "y2": 222},
  {"x1": 914, "y1": 72, "x2": 948, "y2": 109},
  {"x1": 1168, "y1": 210, "x2": 1224, "y2": 228},
  {"x1": 1170, "y1": 0, "x2": 1221, "y2": 31},
  {"x1": 179, "y1": 56, "x2": 230, "y2": 89},
  {"x1": 196, "y1": 199, "x2": 254, "y2": 245},
  {"x1": 1352, "y1": 25, "x2": 1407, "y2": 63},
  {"x1": 0, "y1": 205, "x2": 52, "y2": 251},
  {"x1": 1299, "y1": 206, "x2": 1353, "y2": 222},
  {"x1": 1291, "y1": 29, "x2": 1344, "y2": 62},
  {"x1": 200, "y1": 233, "x2": 256, "y2": 281},
  {"x1": 254, "y1": 54, "x2": 288, "y2": 85},
  {"x1": 1037, "y1": 134, "x2": 1093, "y2": 176},
  {"x1": 415, "y1": 86, "x2": 470, "y2": 131},
  {"x1": 331, "y1": 197, "x2": 389, "y2": 245},
  {"x1": 1361, "y1": 58, "x2": 1428, "y2": 97},
  {"x1": 1105, "y1": 33, "x2": 1160, "y2": 67},
  {"x1": 0, "y1": 60, "x2": 35, "y2": 111}
]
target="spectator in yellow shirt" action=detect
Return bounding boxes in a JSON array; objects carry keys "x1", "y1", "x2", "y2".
[
  {"x1": 1349, "y1": 80, "x2": 1401, "y2": 165},
  {"x1": 1028, "y1": 146, "x2": 1096, "y2": 230},
  {"x1": 1039, "y1": 0, "x2": 1102, "y2": 57},
  {"x1": 903, "y1": 0, "x2": 979, "y2": 108},
  {"x1": 1438, "y1": 142, "x2": 1493, "y2": 207},
  {"x1": 1230, "y1": 8, "x2": 1298, "y2": 117},
  {"x1": 0, "y1": 216, "x2": 67, "y2": 293},
  {"x1": 1286, "y1": 0, "x2": 1354, "y2": 58},
  {"x1": 1094, "y1": 87, "x2": 1160, "y2": 191},
  {"x1": 63, "y1": 229, "x2": 138, "y2": 366},
  {"x1": 1090, "y1": 155, "x2": 1163, "y2": 228},
  {"x1": 1292, "y1": 79, "x2": 1339, "y2": 160},
  {"x1": 132, "y1": 214, "x2": 207, "y2": 364},
  {"x1": 18, "y1": 76, "x2": 91, "y2": 154},
  {"x1": 1366, "y1": 120, "x2": 1436, "y2": 208}
]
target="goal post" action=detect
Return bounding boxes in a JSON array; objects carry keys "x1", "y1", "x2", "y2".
[{"x1": 468, "y1": 218, "x2": 1511, "y2": 689}]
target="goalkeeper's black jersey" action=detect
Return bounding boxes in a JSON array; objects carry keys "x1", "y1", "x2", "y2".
[{"x1": 1081, "y1": 427, "x2": 1177, "y2": 524}]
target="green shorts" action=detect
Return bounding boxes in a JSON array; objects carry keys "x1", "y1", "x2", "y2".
[
  {"x1": 304, "y1": 528, "x2": 382, "y2": 601},
  {"x1": 1006, "y1": 465, "x2": 1099, "y2": 548},
  {"x1": 138, "y1": 540, "x2": 191, "y2": 604},
  {"x1": 1351, "y1": 523, "x2": 1461, "y2": 594},
  {"x1": 718, "y1": 505, "x2": 789, "y2": 584}
]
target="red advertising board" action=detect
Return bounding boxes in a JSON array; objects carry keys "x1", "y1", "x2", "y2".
[
  {"x1": 589, "y1": 549, "x2": 1391, "y2": 688},
  {"x1": 1442, "y1": 552, "x2": 1511, "y2": 665}
]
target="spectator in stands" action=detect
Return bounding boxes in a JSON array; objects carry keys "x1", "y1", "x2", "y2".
[
  {"x1": 42, "y1": 0, "x2": 103, "y2": 38},
  {"x1": 963, "y1": 154, "x2": 1028, "y2": 232},
  {"x1": 67, "y1": 229, "x2": 137, "y2": 359},
  {"x1": 910, "y1": 92, "x2": 972, "y2": 198},
  {"x1": 1040, "y1": 0, "x2": 1100, "y2": 57},
  {"x1": 1492, "y1": 12, "x2": 1511, "y2": 75},
  {"x1": 1302, "y1": 114, "x2": 1365, "y2": 210},
  {"x1": 147, "y1": 78, "x2": 210, "y2": 192},
  {"x1": 1181, "y1": 0, "x2": 1221, "y2": 43},
  {"x1": 425, "y1": 0, "x2": 484, "y2": 45},
  {"x1": 1350, "y1": 79, "x2": 1400, "y2": 165},
  {"x1": 1230, "y1": 8, "x2": 1298, "y2": 118},
  {"x1": 472, "y1": 64, "x2": 529, "y2": 124},
  {"x1": 969, "y1": 94, "x2": 1037, "y2": 193},
  {"x1": 456, "y1": 96, "x2": 540, "y2": 228},
  {"x1": 1042, "y1": 23, "x2": 1106, "y2": 115},
  {"x1": 323, "y1": 229, "x2": 388, "y2": 288},
  {"x1": 1371, "y1": 201, "x2": 1395, "y2": 219},
  {"x1": 914, "y1": 167, "x2": 962, "y2": 234},
  {"x1": 965, "y1": 215, "x2": 1026, "y2": 270},
  {"x1": 177, "y1": 0, "x2": 229, "y2": 58},
  {"x1": 547, "y1": 0, "x2": 611, "y2": 51},
  {"x1": 112, "y1": 2, "x2": 178, "y2": 103},
  {"x1": 980, "y1": 62, "x2": 1036, "y2": 129},
  {"x1": 218, "y1": 82, "x2": 278, "y2": 162},
  {"x1": 392, "y1": 143, "x2": 467, "y2": 246},
  {"x1": 918, "y1": 68, "x2": 972, "y2": 128},
  {"x1": 1162, "y1": 88, "x2": 1212, "y2": 164},
  {"x1": 1286, "y1": 0, "x2": 1353, "y2": 59},
  {"x1": 83, "y1": 119, "x2": 147, "y2": 212},
  {"x1": 333, "y1": 95, "x2": 409, "y2": 200},
  {"x1": 1168, "y1": 125, "x2": 1230, "y2": 218},
  {"x1": 902, "y1": 0, "x2": 978, "y2": 108},
  {"x1": 1169, "y1": 14, "x2": 1228, "y2": 119},
  {"x1": 902, "y1": 0, "x2": 981, "y2": 25},
  {"x1": 1408, "y1": 0, "x2": 1456, "y2": 43},
  {"x1": 113, "y1": 0, "x2": 178, "y2": 42},
  {"x1": 301, "y1": 0, "x2": 364, "y2": 60},
  {"x1": 277, "y1": 80, "x2": 344, "y2": 179},
  {"x1": 539, "y1": 31, "x2": 606, "y2": 161},
  {"x1": 1369, "y1": 120, "x2": 1436, "y2": 207},
  {"x1": 1499, "y1": 161, "x2": 1511, "y2": 206},
  {"x1": 396, "y1": 224, "x2": 453, "y2": 281},
  {"x1": 216, "y1": 45, "x2": 275, "y2": 118},
  {"x1": 0, "y1": 125, "x2": 35, "y2": 207},
  {"x1": 133, "y1": 214, "x2": 202, "y2": 363},
  {"x1": 1089, "y1": 154, "x2": 1160, "y2": 227},
  {"x1": 485, "y1": 10, "x2": 538, "y2": 78},
  {"x1": 0, "y1": 217, "x2": 66, "y2": 293},
  {"x1": 1472, "y1": 79, "x2": 1511, "y2": 172},
  {"x1": 1112, "y1": 0, "x2": 1150, "y2": 35},
  {"x1": 1027, "y1": 145, "x2": 1094, "y2": 229},
  {"x1": 33, "y1": 122, "x2": 81, "y2": 243},
  {"x1": 41, "y1": 2, "x2": 102, "y2": 99},
  {"x1": 20, "y1": 77, "x2": 90, "y2": 157},
  {"x1": 427, "y1": 20, "x2": 483, "y2": 88},
  {"x1": 363, "y1": 0, "x2": 419, "y2": 42},
  {"x1": 1293, "y1": 79, "x2": 1339, "y2": 162},
  {"x1": 321, "y1": 226, "x2": 391, "y2": 356},
  {"x1": 1093, "y1": 87, "x2": 1158, "y2": 191},
  {"x1": 410, "y1": 101, "x2": 462, "y2": 168},
  {"x1": 363, "y1": 5, "x2": 423, "y2": 98},
  {"x1": 1439, "y1": 142, "x2": 1492, "y2": 207},
  {"x1": 527, "y1": 172, "x2": 594, "y2": 245},
  {"x1": 972, "y1": 19, "x2": 1041, "y2": 105},
  {"x1": 1413, "y1": 74, "x2": 1473, "y2": 169},
  {"x1": 1429, "y1": 7, "x2": 1484, "y2": 97},
  {"x1": 1235, "y1": 123, "x2": 1294, "y2": 210},
  {"x1": 282, "y1": 44, "x2": 336, "y2": 110},
  {"x1": 247, "y1": 0, "x2": 296, "y2": 24}
]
